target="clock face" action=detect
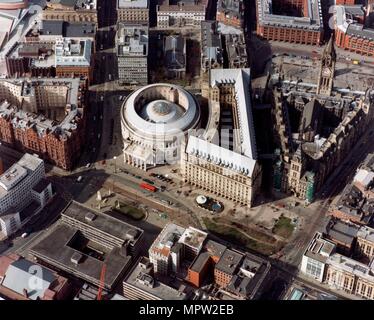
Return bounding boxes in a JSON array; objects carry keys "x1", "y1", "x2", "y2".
[{"x1": 322, "y1": 67, "x2": 331, "y2": 77}]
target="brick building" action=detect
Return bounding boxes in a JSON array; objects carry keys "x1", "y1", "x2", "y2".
[
  {"x1": 0, "y1": 78, "x2": 85, "y2": 170},
  {"x1": 42, "y1": 0, "x2": 98, "y2": 25},
  {"x1": 0, "y1": 254, "x2": 71, "y2": 300},
  {"x1": 55, "y1": 38, "x2": 94, "y2": 83},
  {"x1": 256, "y1": 0, "x2": 323, "y2": 45},
  {"x1": 216, "y1": 0, "x2": 245, "y2": 29},
  {"x1": 334, "y1": 5, "x2": 374, "y2": 56}
]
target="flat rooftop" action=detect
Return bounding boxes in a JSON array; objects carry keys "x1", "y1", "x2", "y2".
[
  {"x1": 204, "y1": 240, "x2": 226, "y2": 258},
  {"x1": 124, "y1": 259, "x2": 187, "y2": 300},
  {"x1": 257, "y1": 0, "x2": 323, "y2": 30},
  {"x1": 304, "y1": 233, "x2": 336, "y2": 263},
  {"x1": 178, "y1": 226, "x2": 207, "y2": 252},
  {"x1": 0, "y1": 153, "x2": 43, "y2": 197},
  {"x1": 61, "y1": 201, "x2": 143, "y2": 246},
  {"x1": 29, "y1": 223, "x2": 132, "y2": 289},
  {"x1": 118, "y1": 0, "x2": 148, "y2": 8},
  {"x1": 215, "y1": 249, "x2": 243, "y2": 275},
  {"x1": 190, "y1": 251, "x2": 211, "y2": 273}
]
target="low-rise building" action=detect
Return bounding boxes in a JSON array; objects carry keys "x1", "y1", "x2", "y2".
[
  {"x1": 5, "y1": 42, "x2": 56, "y2": 77},
  {"x1": 300, "y1": 232, "x2": 336, "y2": 282},
  {"x1": 216, "y1": 0, "x2": 245, "y2": 29},
  {"x1": 201, "y1": 21, "x2": 224, "y2": 73},
  {"x1": 42, "y1": 0, "x2": 98, "y2": 25},
  {"x1": 330, "y1": 185, "x2": 374, "y2": 225},
  {"x1": 117, "y1": 0, "x2": 149, "y2": 25},
  {"x1": 301, "y1": 231, "x2": 374, "y2": 299},
  {"x1": 224, "y1": 32, "x2": 248, "y2": 69},
  {"x1": 321, "y1": 216, "x2": 359, "y2": 256},
  {"x1": 29, "y1": 201, "x2": 144, "y2": 290},
  {"x1": 157, "y1": 0, "x2": 207, "y2": 29},
  {"x1": 27, "y1": 20, "x2": 96, "y2": 44},
  {"x1": 55, "y1": 38, "x2": 94, "y2": 83},
  {"x1": 334, "y1": 5, "x2": 374, "y2": 56},
  {"x1": 0, "y1": 254, "x2": 71, "y2": 300},
  {"x1": 356, "y1": 225, "x2": 374, "y2": 263},
  {"x1": 116, "y1": 24, "x2": 148, "y2": 86},
  {"x1": 256, "y1": 0, "x2": 324, "y2": 45},
  {"x1": 214, "y1": 249, "x2": 244, "y2": 287}
]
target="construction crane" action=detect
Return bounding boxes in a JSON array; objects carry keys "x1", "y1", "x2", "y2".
[{"x1": 97, "y1": 263, "x2": 107, "y2": 300}]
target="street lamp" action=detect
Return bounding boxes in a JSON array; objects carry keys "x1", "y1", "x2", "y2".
[{"x1": 113, "y1": 156, "x2": 117, "y2": 173}]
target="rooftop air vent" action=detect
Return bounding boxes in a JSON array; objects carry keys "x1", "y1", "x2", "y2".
[{"x1": 85, "y1": 212, "x2": 96, "y2": 222}]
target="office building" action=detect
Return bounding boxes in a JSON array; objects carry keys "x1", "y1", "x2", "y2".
[
  {"x1": 0, "y1": 153, "x2": 52, "y2": 237},
  {"x1": 256, "y1": 0, "x2": 323, "y2": 45},
  {"x1": 181, "y1": 69, "x2": 262, "y2": 207},
  {"x1": 29, "y1": 201, "x2": 144, "y2": 290},
  {"x1": 0, "y1": 78, "x2": 85, "y2": 170},
  {"x1": 157, "y1": 0, "x2": 207, "y2": 29},
  {"x1": 116, "y1": 24, "x2": 148, "y2": 85},
  {"x1": 123, "y1": 257, "x2": 187, "y2": 300},
  {"x1": 216, "y1": 0, "x2": 245, "y2": 29},
  {"x1": 117, "y1": 0, "x2": 149, "y2": 25}
]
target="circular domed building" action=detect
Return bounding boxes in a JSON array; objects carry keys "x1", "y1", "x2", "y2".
[{"x1": 121, "y1": 83, "x2": 201, "y2": 170}]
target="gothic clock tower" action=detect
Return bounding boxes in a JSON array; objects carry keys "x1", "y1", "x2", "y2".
[{"x1": 317, "y1": 36, "x2": 336, "y2": 96}]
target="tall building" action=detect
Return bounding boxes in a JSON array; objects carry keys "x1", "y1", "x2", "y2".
[
  {"x1": 181, "y1": 69, "x2": 262, "y2": 207},
  {"x1": 148, "y1": 223, "x2": 186, "y2": 275},
  {"x1": 116, "y1": 24, "x2": 148, "y2": 86},
  {"x1": 316, "y1": 37, "x2": 336, "y2": 96},
  {"x1": 0, "y1": 154, "x2": 52, "y2": 237}
]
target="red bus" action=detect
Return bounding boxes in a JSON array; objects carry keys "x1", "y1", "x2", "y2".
[{"x1": 140, "y1": 183, "x2": 157, "y2": 192}]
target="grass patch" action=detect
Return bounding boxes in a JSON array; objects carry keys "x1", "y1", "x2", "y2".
[
  {"x1": 215, "y1": 217, "x2": 277, "y2": 244},
  {"x1": 272, "y1": 216, "x2": 294, "y2": 238},
  {"x1": 112, "y1": 202, "x2": 145, "y2": 221},
  {"x1": 203, "y1": 218, "x2": 276, "y2": 256}
]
